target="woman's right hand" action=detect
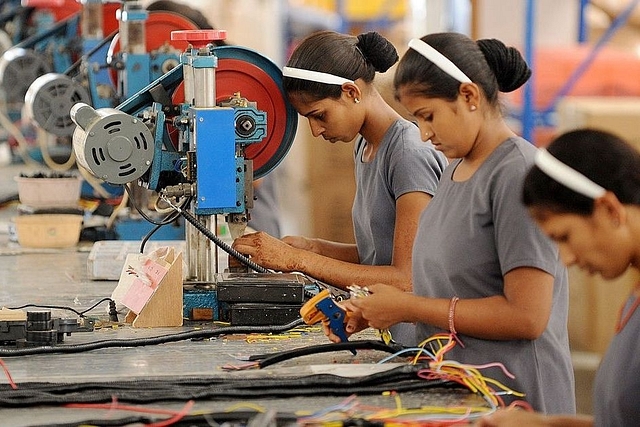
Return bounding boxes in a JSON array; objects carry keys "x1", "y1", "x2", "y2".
[{"x1": 321, "y1": 299, "x2": 369, "y2": 343}]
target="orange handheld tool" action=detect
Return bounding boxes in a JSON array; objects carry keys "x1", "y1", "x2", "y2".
[{"x1": 300, "y1": 289, "x2": 351, "y2": 345}]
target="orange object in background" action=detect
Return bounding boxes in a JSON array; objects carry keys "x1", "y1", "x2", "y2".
[
  {"x1": 21, "y1": 0, "x2": 120, "y2": 36},
  {"x1": 22, "y1": 0, "x2": 80, "y2": 22},
  {"x1": 505, "y1": 45, "x2": 640, "y2": 147}
]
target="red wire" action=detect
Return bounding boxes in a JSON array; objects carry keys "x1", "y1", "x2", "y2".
[
  {"x1": 0, "y1": 358, "x2": 18, "y2": 390},
  {"x1": 65, "y1": 398, "x2": 196, "y2": 424},
  {"x1": 146, "y1": 400, "x2": 194, "y2": 426}
]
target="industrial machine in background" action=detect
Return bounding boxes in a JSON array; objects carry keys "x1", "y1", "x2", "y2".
[
  {"x1": 70, "y1": 29, "x2": 304, "y2": 325},
  {"x1": 1, "y1": 0, "x2": 224, "y2": 242},
  {"x1": 0, "y1": 0, "x2": 211, "y2": 168},
  {"x1": 22, "y1": 0, "x2": 210, "y2": 138}
]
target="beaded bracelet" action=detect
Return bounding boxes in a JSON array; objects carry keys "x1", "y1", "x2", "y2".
[{"x1": 448, "y1": 296, "x2": 460, "y2": 335}]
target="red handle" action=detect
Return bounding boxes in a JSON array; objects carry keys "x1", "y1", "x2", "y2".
[{"x1": 171, "y1": 30, "x2": 227, "y2": 48}]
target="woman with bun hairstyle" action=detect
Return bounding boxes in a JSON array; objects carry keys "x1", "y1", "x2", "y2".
[
  {"x1": 478, "y1": 129, "x2": 640, "y2": 426},
  {"x1": 334, "y1": 32, "x2": 575, "y2": 413},
  {"x1": 233, "y1": 31, "x2": 447, "y2": 345}
]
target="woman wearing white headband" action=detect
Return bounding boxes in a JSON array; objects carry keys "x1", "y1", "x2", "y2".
[
  {"x1": 478, "y1": 128, "x2": 640, "y2": 426},
  {"x1": 232, "y1": 30, "x2": 447, "y2": 345},
  {"x1": 334, "y1": 32, "x2": 576, "y2": 414}
]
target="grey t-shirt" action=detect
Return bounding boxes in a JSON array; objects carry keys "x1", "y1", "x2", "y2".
[
  {"x1": 412, "y1": 137, "x2": 575, "y2": 414},
  {"x1": 594, "y1": 295, "x2": 640, "y2": 426},
  {"x1": 352, "y1": 119, "x2": 447, "y2": 345}
]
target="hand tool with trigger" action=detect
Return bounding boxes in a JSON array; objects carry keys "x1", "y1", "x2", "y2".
[{"x1": 300, "y1": 289, "x2": 356, "y2": 354}]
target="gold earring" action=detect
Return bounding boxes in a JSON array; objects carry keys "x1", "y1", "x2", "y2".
[{"x1": 354, "y1": 98, "x2": 360, "y2": 104}]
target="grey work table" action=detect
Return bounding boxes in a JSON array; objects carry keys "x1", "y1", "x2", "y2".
[{"x1": 0, "y1": 164, "x2": 484, "y2": 426}]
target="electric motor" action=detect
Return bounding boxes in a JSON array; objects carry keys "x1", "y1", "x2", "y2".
[
  {"x1": 70, "y1": 102, "x2": 155, "y2": 185},
  {"x1": 25, "y1": 73, "x2": 91, "y2": 137},
  {"x1": 0, "y1": 47, "x2": 50, "y2": 104}
]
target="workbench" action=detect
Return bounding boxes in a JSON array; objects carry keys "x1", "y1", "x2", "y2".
[{"x1": 0, "y1": 163, "x2": 488, "y2": 426}]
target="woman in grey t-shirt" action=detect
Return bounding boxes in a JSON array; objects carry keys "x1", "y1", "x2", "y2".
[
  {"x1": 233, "y1": 31, "x2": 447, "y2": 346},
  {"x1": 480, "y1": 130, "x2": 640, "y2": 426},
  {"x1": 340, "y1": 33, "x2": 575, "y2": 414}
]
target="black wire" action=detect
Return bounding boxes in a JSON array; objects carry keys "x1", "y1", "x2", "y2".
[
  {"x1": 78, "y1": 298, "x2": 114, "y2": 316},
  {"x1": 7, "y1": 304, "x2": 83, "y2": 317},
  {"x1": 0, "y1": 318, "x2": 305, "y2": 357},
  {"x1": 7, "y1": 298, "x2": 114, "y2": 318},
  {"x1": 138, "y1": 196, "x2": 188, "y2": 253},
  {"x1": 173, "y1": 202, "x2": 269, "y2": 274},
  {"x1": 123, "y1": 184, "x2": 188, "y2": 227},
  {"x1": 0, "y1": 363, "x2": 458, "y2": 407},
  {"x1": 139, "y1": 222, "x2": 164, "y2": 253},
  {"x1": 255, "y1": 340, "x2": 409, "y2": 368}
]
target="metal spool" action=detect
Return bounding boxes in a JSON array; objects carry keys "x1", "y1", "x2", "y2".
[{"x1": 24, "y1": 73, "x2": 91, "y2": 136}]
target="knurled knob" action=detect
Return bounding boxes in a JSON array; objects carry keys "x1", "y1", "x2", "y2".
[{"x1": 171, "y1": 30, "x2": 227, "y2": 48}]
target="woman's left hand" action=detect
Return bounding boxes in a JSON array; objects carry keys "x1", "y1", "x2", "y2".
[{"x1": 349, "y1": 283, "x2": 412, "y2": 329}]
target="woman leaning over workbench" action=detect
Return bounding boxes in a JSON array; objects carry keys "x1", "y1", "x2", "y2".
[
  {"x1": 478, "y1": 129, "x2": 640, "y2": 426},
  {"x1": 232, "y1": 30, "x2": 447, "y2": 345},
  {"x1": 332, "y1": 32, "x2": 576, "y2": 414}
]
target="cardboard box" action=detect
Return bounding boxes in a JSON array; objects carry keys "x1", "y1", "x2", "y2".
[
  {"x1": 305, "y1": 130, "x2": 356, "y2": 244},
  {"x1": 556, "y1": 96, "x2": 640, "y2": 151}
]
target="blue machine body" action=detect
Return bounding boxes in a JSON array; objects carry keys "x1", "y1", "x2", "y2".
[{"x1": 192, "y1": 107, "x2": 241, "y2": 215}]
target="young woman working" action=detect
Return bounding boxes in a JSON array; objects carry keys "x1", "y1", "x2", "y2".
[
  {"x1": 331, "y1": 32, "x2": 575, "y2": 413},
  {"x1": 478, "y1": 128, "x2": 640, "y2": 426},
  {"x1": 232, "y1": 31, "x2": 447, "y2": 345}
]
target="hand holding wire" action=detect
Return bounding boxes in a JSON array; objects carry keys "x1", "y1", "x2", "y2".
[{"x1": 347, "y1": 285, "x2": 394, "y2": 344}]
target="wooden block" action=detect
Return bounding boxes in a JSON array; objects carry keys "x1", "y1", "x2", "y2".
[{"x1": 126, "y1": 251, "x2": 184, "y2": 328}]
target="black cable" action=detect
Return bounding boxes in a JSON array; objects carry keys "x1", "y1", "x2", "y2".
[
  {"x1": 139, "y1": 221, "x2": 164, "y2": 253},
  {"x1": 0, "y1": 364, "x2": 458, "y2": 407},
  {"x1": 0, "y1": 318, "x2": 304, "y2": 357},
  {"x1": 78, "y1": 297, "x2": 115, "y2": 317},
  {"x1": 123, "y1": 184, "x2": 188, "y2": 227},
  {"x1": 170, "y1": 200, "x2": 269, "y2": 274},
  {"x1": 8, "y1": 298, "x2": 115, "y2": 319},
  {"x1": 7, "y1": 304, "x2": 82, "y2": 317},
  {"x1": 254, "y1": 340, "x2": 409, "y2": 368}
]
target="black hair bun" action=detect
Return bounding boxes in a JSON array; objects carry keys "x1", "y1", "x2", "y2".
[
  {"x1": 477, "y1": 38, "x2": 531, "y2": 93},
  {"x1": 356, "y1": 31, "x2": 399, "y2": 73}
]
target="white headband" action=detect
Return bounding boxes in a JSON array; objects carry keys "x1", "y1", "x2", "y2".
[
  {"x1": 408, "y1": 38, "x2": 472, "y2": 83},
  {"x1": 282, "y1": 66, "x2": 354, "y2": 86},
  {"x1": 535, "y1": 148, "x2": 606, "y2": 199}
]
